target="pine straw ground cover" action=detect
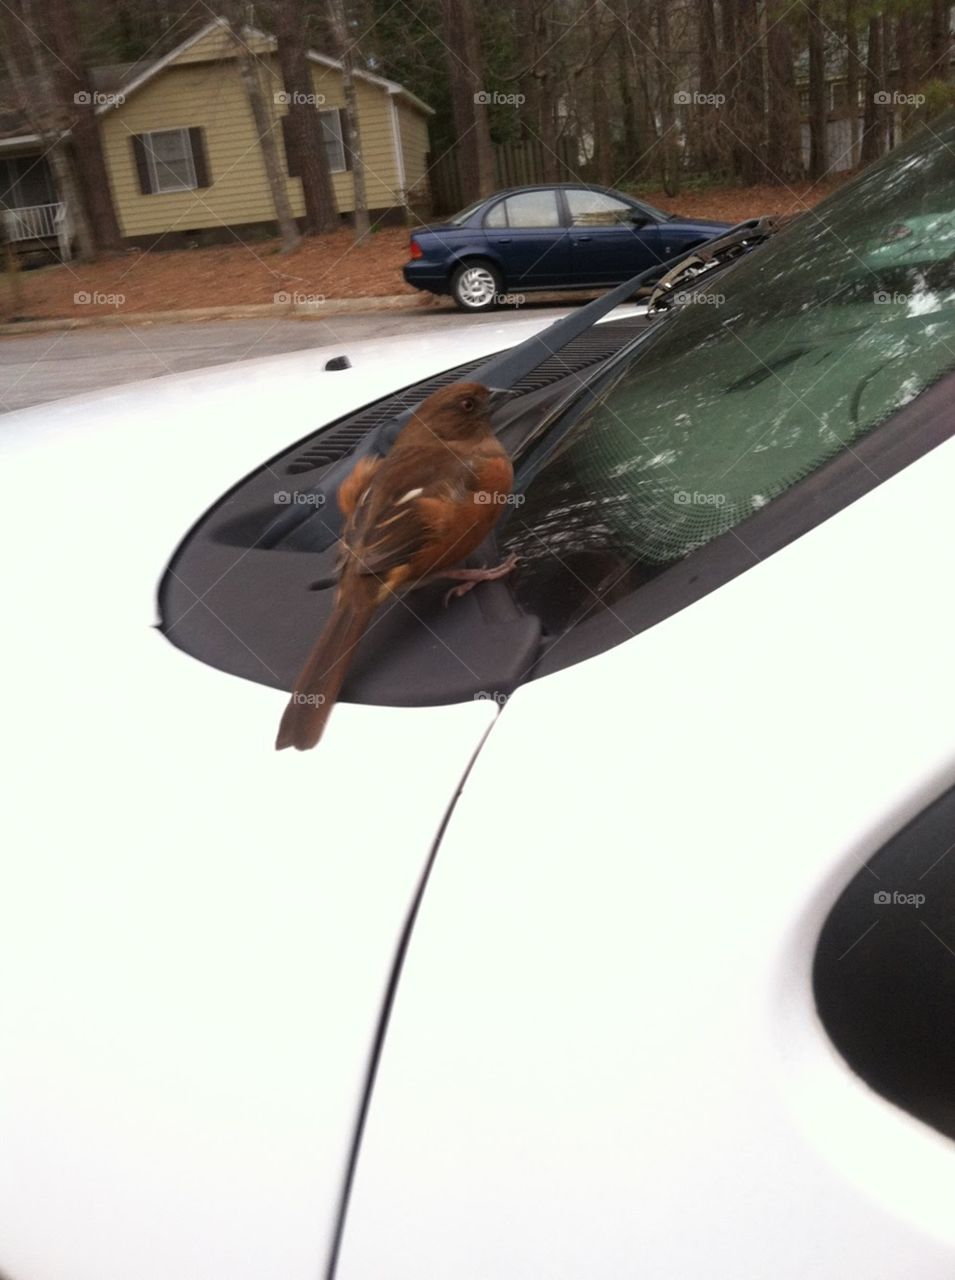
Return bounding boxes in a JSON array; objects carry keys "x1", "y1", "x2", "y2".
[{"x1": 2, "y1": 177, "x2": 846, "y2": 322}]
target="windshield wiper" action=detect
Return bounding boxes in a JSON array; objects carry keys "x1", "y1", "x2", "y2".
[
  {"x1": 261, "y1": 218, "x2": 779, "y2": 554},
  {"x1": 645, "y1": 215, "x2": 783, "y2": 312}
]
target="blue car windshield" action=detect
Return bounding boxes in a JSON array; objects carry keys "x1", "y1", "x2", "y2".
[{"x1": 501, "y1": 112, "x2": 955, "y2": 633}]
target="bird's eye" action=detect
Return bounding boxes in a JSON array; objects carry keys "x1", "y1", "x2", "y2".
[{"x1": 460, "y1": 396, "x2": 475, "y2": 412}]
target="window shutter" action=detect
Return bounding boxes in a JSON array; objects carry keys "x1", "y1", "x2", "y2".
[
  {"x1": 338, "y1": 108, "x2": 353, "y2": 171},
  {"x1": 281, "y1": 114, "x2": 300, "y2": 178},
  {"x1": 189, "y1": 127, "x2": 211, "y2": 188},
  {"x1": 131, "y1": 134, "x2": 153, "y2": 194}
]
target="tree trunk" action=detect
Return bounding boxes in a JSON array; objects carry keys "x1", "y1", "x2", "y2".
[
  {"x1": 860, "y1": 15, "x2": 886, "y2": 165},
  {"x1": 655, "y1": 0, "x2": 679, "y2": 195},
  {"x1": 930, "y1": 0, "x2": 950, "y2": 80},
  {"x1": 697, "y1": 0, "x2": 723, "y2": 175},
  {"x1": 895, "y1": 10, "x2": 915, "y2": 140},
  {"x1": 766, "y1": 7, "x2": 802, "y2": 183},
  {"x1": 807, "y1": 1, "x2": 828, "y2": 179},
  {"x1": 229, "y1": 25, "x2": 301, "y2": 252},
  {"x1": 327, "y1": 0, "x2": 370, "y2": 240},
  {"x1": 273, "y1": 0, "x2": 338, "y2": 235},
  {"x1": 47, "y1": 141, "x2": 96, "y2": 260},
  {"x1": 439, "y1": 0, "x2": 495, "y2": 202},
  {"x1": 589, "y1": 2, "x2": 612, "y2": 185},
  {"x1": 845, "y1": 0, "x2": 861, "y2": 167},
  {"x1": 735, "y1": 0, "x2": 765, "y2": 182},
  {"x1": 47, "y1": 0, "x2": 124, "y2": 251}
]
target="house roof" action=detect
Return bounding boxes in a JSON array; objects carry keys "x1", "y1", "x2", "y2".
[
  {"x1": 105, "y1": 17, "x2": 434, "y2": 116},
  {"x1": 0, "y1": 14, "x2": 432, "y2": 145}
]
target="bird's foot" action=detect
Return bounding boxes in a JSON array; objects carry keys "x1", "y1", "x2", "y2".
[{"x1": 441, "y1": 553, "x2": 519, "y2": 606}]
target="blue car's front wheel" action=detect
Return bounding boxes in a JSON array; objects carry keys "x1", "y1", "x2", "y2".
[{"x1": 451, "y1": 260, "x2": 503, "y2": 312}]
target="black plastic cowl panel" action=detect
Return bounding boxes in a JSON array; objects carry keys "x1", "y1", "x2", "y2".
[{"x1": 158, "y1": 318, "x2": 650, "y2": 706}]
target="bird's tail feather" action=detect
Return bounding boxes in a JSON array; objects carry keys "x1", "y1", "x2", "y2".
[{"x1": 275, "y1": 576, "x2": 380, "y2": 751}]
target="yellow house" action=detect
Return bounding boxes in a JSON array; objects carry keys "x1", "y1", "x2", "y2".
[{"x1": 0, "y1": 17, "x2": 433, "y2": 249}]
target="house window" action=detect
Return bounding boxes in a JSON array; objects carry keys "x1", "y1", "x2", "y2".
[
  {"x1": 132, "y1": 128, "x2": 210, "y2": 195},
  {"x1": 144, "y1": 128, "x2": 197, "y2": 192},
  {"x1": 320, "y1": 109, "x2": 347, "y2": 173}
]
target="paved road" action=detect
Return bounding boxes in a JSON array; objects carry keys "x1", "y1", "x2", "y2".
[{"x1": 0, "y1": 305, "x2": 581, "y2": 414}]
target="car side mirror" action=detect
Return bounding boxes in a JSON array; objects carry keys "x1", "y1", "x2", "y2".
[{"x1": 628, "y1": 211, "x2": 652, "y2": 227}]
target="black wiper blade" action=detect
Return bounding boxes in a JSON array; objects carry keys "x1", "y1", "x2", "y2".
[
  {"x1": 646, "y1": 215, "x2": 781, "y2": 312},
  {"x1": 260, "y1": 219, "x2": 771, "y2": 554}
]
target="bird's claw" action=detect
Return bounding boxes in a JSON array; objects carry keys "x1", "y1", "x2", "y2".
[{"x1": 441, "y1": 552, "x2": 519, "y2": 607}]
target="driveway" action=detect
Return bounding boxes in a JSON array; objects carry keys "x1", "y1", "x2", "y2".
[{"x1": 0, "y1": 305, "x2": 586, "y2": 414}]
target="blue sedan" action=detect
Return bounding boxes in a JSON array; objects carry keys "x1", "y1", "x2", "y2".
[{"x1": 403, "y1": 184, "x2": 731, "y2": 311}]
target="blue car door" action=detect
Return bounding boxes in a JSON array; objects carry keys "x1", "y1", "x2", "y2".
[
  {"x1": 483, "y1": 190, "x2": 573, "y2": 288},
  {"x1": 564, "y1": 189, "x2": 672, "y2": 284}
]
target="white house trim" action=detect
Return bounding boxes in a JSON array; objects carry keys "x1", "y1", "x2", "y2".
[{"x1": 387, "y1": 93, "x2": 406, "y2": 197}]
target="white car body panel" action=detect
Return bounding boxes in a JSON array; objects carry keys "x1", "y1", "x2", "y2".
[
  {"x1": 1, "y1": 301, "x2": 952, "y2": 1279},
  {"x1": 337, "y1": 428, "x2": 955, "y2": 1277},
  {"x1": 0, "y1": 316, "x2": 598, "y2": 1280}
]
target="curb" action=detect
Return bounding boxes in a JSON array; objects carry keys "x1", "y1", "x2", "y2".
[{"x1": 0, "y1": 293, "x2": 443, "y2": 336}]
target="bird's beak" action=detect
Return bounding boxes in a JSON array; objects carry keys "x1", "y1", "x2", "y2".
[{"x1": 486, "y1": 386, "x2": 517, "y2": 412}]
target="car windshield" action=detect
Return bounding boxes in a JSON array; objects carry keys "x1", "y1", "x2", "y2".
[{"x1": 501, "y1": 113, "x2": 955, "y2": 634}]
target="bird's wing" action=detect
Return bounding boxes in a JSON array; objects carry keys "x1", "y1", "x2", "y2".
[
  {"x1": 338, "y1": 455, "x2": 382, "y2": 519},
  {"x1": 343, "y1": 447, "x2": 480, "y2": 580}
]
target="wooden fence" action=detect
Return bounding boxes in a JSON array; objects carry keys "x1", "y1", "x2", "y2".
[{"x1": 427, "y1": 136, "x2": 583, "y2": 215}]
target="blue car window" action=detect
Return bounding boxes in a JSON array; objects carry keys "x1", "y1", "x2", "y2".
[
  {"x1": 566, "y1": 190, "x2": 633, "y2": 227},
  {"x1": 484, "y1": 200, "x2": 507, "y2": 228},
  {"x1": 503, "y1": 190, "x2": 560, "y2": 228}
]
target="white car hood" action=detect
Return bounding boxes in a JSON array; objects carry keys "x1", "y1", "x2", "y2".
[{"x1": 0, "y1": 318, "x2": 578, "y2": 1280}]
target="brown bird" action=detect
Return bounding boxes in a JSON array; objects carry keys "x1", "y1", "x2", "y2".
[{"x1": 275, "y1": 381, "x2": 518, "y2": 751}]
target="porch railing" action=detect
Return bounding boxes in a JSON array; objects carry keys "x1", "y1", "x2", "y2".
[{"x1": 2, "y1": 202, "x2": 65, "y2": 242}]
